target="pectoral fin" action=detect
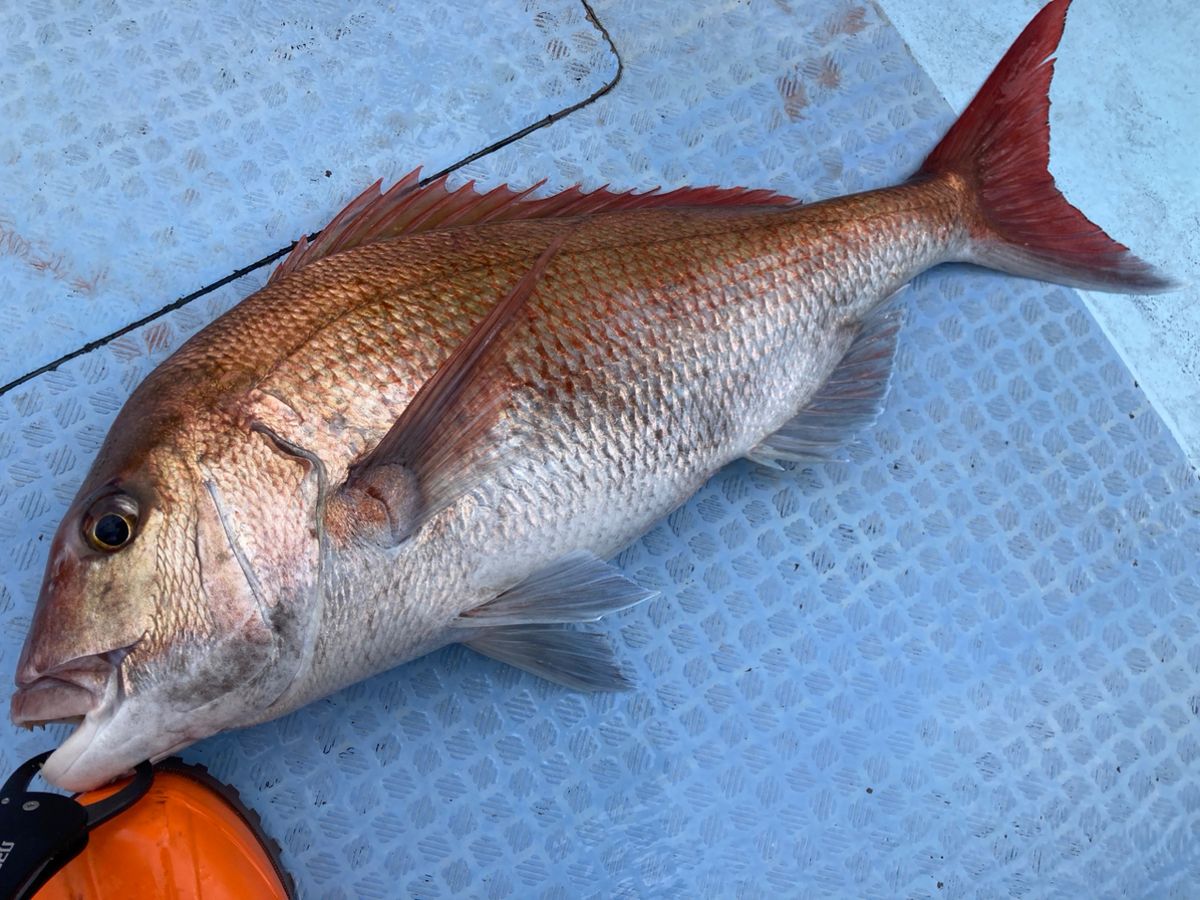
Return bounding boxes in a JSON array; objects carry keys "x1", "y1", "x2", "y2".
[
  {"x1": 747, "y1": 302, "x2": 903, "y2": 466},
  {"x1": 328, "y1": 232, "x2": 567, "y2": 546},
  {"x1": 454, "y1": 552, "x2": 655, "y2": 691}
]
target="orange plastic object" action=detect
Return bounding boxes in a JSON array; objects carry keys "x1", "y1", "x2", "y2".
[{"x1": 34, "y1": 764, "x2": 291, "y2": 899}]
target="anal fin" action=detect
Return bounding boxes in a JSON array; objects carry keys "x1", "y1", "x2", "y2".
[
  {"x1": 454, "y1": 552, "x2": 655, "y2": 691},
  {"x1": 747, "y1": 302, "x2": 903, "y2": 466}
]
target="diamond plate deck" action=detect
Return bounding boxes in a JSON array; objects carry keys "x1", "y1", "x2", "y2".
[
  {"x1": 2, "y1": 1, "x2": 1198, "y2": 897},
  {"x1": 0, "y1": 0, "x2": 616, "y2": 385}
]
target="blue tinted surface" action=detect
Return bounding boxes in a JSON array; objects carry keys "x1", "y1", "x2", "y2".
[{"x1": 1, "y1": 1, "x2": 1196, "y2": 897}]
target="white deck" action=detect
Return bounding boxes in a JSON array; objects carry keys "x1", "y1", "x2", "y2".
[
  {"x1": 884, "y1": 0, "x2": 1199, "y2": 469},
  {"x1": 1, "y1": 2, "x2": 1197, "y2": 896}
]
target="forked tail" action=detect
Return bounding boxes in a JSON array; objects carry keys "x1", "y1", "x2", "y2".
[{"x1": 918, "y1": 0, "x2": 1174, "y2": 293}]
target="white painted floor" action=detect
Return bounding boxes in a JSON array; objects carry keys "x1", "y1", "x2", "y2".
[
  {"x1": 880, "y1": 0, "x2": 1200, "y2": 469},
  {"x1": 2, "y1": 2, "x2": 1198, "y2": 896}
]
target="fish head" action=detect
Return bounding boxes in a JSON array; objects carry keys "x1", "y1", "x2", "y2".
[{"x1": 11, "y1": 409, "x2": 324, "y2": 791}]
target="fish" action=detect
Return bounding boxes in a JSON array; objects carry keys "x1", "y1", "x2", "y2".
[{"x1": 11, "y1": 0, "x2": 1173, "y2": 791}]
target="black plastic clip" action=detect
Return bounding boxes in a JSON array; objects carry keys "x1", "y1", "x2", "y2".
[{"x1": 0, "y1": 751, "x2": 152, "y2": 900}]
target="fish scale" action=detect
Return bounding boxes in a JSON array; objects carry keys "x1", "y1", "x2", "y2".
[
  {"x1": 288, "y1": 188, "x2": 961, "y2": 705},
  {"x1": 11, "y1": 0, "x2": 1174, "y2": 792},
  {"x1": 256, "y1": 190, "x2": 947, "y2": 486}
]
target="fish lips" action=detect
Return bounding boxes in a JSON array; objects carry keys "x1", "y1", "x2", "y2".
[
  {"x1": 10, "y1": 650, "x2": 156, "y2": 792},
  {"x1": 11, "y1": 652, "x2": 117, "y2": 726},
  {"x1": 10, "y1": 675, "x2": 98, "y2": 726},
  {"x1": 10, "y1": 647, "x2": 245, "y2": 792}
]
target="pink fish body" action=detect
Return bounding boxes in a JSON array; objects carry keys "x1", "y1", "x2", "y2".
[{"x1": 12, "y1": 0, "x2": 1171, "y2": 791}]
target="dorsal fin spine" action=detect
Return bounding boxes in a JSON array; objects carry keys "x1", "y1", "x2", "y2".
[{"x1": 269, "y1": 167, "x2": 797, "y2": 283}]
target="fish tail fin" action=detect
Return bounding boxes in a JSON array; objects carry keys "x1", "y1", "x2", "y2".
[{"x1": 917, "y1": 0, "x2": 1175, "y2": 293}]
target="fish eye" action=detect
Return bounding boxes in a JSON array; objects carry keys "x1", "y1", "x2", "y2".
[{"x1": 83, "y1": 494, "x2": 139, "y2": 552}]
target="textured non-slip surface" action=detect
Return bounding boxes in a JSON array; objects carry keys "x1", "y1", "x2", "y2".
[
  {"x1": 2, "y1": 1, "x2": 1197, "y2": 897},
  {"x1": 0, "y1": 0, "x2": 615, "y2": 384},
  {"x1": 882, "y1": 0, "x2": 1200, "y2": 473}
]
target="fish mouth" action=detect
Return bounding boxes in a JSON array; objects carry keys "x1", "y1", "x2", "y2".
[
  {"x1": 11, "y1": 653, "x2": 116, "y2": 728},
  {"x1": 10, "y1": 652, "x2": 136, "y2": 791},
  {"x1": 9, "y1": 677, "x2": 94, "y2": 727},
  {"x1": 11, "y1": 647, "x2": 197, "y2": 792}
]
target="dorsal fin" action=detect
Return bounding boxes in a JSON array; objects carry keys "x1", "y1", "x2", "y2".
[{"x1": 270, "y1": 167, "x2": 797, "y2": 282}]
